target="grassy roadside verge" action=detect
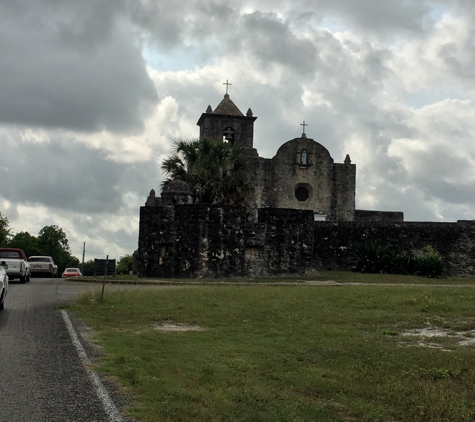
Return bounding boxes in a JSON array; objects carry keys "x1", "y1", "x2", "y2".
[
  {"x1": 69, "y1": 277, "x2": 475, "y2": 421},
  {"x1": 73, "y1": 270, "x2": 475, "y2": 285}
]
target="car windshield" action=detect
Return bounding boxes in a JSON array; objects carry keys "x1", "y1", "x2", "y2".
[
  {"x1": 0, "y1": 252, "x2": 20, "y2": 258},
  {"x1": 29, "y1": 257, "x2": 51, "y2": 262}
]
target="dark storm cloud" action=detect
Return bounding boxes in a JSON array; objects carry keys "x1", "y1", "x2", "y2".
[
  {"x1": 240, "y1": 11, "x2": 320, "y2": 76},
  {"x1": 0, "y1": 132, "x2": 161, "y2": 214},
  {"x1": 127, "y1": 0, "x2": 236, "y2": 49},
  {"x1": 0, "y1": 0, "x2": 157, "y2": 133}
]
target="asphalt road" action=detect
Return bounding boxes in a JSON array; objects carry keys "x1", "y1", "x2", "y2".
[{"x1": 0, "y1": 277, "x2": 127, "y2": 422}]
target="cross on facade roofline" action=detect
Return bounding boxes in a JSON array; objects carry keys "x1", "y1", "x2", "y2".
[
  {"x1": 300, "y1": 121, "x2": 308, "y2": 135},
  {"x1": 223, "y1": 79, "x2": 232, "y2": 95}
]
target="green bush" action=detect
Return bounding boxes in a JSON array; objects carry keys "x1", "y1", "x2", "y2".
[
  {"x1": 351, "y1": 241, "x2": 395, "y2": 273},
  {"x1": 414, "y1": 246, "x2": 444, "y2": 278},
  {"x1": 352, "y1": 242, "x2": 444, "y2": 277},
  {"x1": 391, "y1": 252, "x2": 417, "y2": 275}
]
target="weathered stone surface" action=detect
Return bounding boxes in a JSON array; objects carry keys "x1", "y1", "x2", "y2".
[
  {"x1": 161, "y1": 180, "x2": 193, "y2": 205},
  {"x1": 197, "y1": 94, "x2": 257, "y2": 149},
  {"x1": 313, "y1": 220, "x2": 475, "y2": 276},
  {"x1": 138, "y1": 205, "x2": 475, "y2": 278},
  {"x1": 138, "y1": 205, "x2": 315, "y2": 278},
  {"x1": 355, "y1": 210, "x2": 404, "y2": 222},
  {"x1": 258, "y1": 208, "x2": 314, "y2": 275},
  {"x1": 251, "y1": 137, "x2": 356, "y2": 221}
]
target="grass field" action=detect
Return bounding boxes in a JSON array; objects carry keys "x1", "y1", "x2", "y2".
[
  {"x1": 69, "y1": 272, "x2": 475, "y2": 421},
  {"x1": 76, "y1": 271, "x2": 475, "y2": 285}
]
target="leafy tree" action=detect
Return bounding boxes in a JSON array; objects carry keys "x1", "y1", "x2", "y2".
[
  {"x1": 161, "y1": 137, "x2": 254, "y2": 205},
  {"x1": 0, "y1": 212, "x2": 11, "y2": 247},
  {"x1": 81, "y1": 260, "x2": 95, "y2": 276},
  {"x1": 0, "y1": 221, "x2": 79, "y2": 273},
  {"x1": 117, "y1": 254, "x2": 134, "y2": 274},
  {"x1": 8, "y1": 231, "x2": 42, "y2": 257},
  {"x1": 37, "y1": 225, "x2": 72, "y2": 272},
  {"x1": 67, "y1": 255, "x2": 81, "y2": 268}
]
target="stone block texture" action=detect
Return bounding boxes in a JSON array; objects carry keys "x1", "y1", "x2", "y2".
[
  {"x1": 313, "y1": 220, "x2": 475, "y2": 276},
  {"x1": 138, "y1": 205, "x2": 315, "y2": 278}
]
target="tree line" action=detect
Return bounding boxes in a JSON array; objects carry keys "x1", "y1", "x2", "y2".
[
  {"x1": 80, "y1": 254, "x2": 134, "y2": 276},
  {"x1": 0, "y1": 211, "x2": 79, "y2": 272}
]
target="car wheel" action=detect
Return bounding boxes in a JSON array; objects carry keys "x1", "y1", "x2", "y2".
[
  {"x1": 0, "y1": 301, "x2": 4, "y2": 311},
  {"x1": 20, "y1": 275, "x2": 26, "y2": 283}
]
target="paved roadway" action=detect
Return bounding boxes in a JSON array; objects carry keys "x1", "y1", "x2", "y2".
[{"x1": 0, "y1": 277, "x2": 128, "y2": 422}]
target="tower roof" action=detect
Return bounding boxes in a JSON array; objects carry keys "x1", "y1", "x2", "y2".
[{"x1": 213, "y1": 94, "x2": 244, "y2": 116}]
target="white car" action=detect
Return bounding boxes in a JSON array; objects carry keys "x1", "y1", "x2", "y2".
[
  {"x1": 28, "y1": 256, "x2": 58, "y2": 278},
  {"x1": 0, "y1": 261, "x2": 8, "y2": 311}
]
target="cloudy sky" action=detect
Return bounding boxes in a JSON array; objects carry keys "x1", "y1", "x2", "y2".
[{"x1": 1, "y1": 0, "x2": 475, "y2": 260}]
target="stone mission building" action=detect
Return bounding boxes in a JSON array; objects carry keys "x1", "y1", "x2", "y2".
[
  {"x1": 197, "y1": 92, "x2": 401, "y2": 222},
  {"x1": 138, "y1": 90, "x2": 475, "y2": 278}
]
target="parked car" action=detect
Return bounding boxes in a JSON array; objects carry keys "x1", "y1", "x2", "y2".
[
  {"x1": 28, "y1": 256, "x2": 58, "y2": 278},
  {"x1": 62, "y1": 268, "x2": 82, "y2": 278},
  {"x1": 0, "y1": 260, "x2": 8, "y2": 311},
  {"x1": 0, "y1": 248, "x2": 30, "y2": 283}
]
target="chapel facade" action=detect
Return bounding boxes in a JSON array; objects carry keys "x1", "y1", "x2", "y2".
[
  {"x1": 146, "y1": 91, "x2": 403, "y2": 222},
  {"x1": 197, "y1": 93, "x2": 357, "y2": 221}
]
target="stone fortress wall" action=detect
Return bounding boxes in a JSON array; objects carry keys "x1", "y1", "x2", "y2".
[
  {"x1": 138, "y1": 203, "x2": 475, "y2": 278},
  {"x1": 313, "y1": 220, "x2": 475, "y2": 276},
  {"x1": 138, "y1": 204, "x2": 314, "y2": 279}
]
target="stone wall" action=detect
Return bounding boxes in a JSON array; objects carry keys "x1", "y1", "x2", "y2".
[
  {"x1": 138, "y1": 205, "x2": 475, "y2": 278},
  {"x1": 257, "y1": 208, "x2": 314, "y2": 276},
  {"x1": 313, "y1": 220, "x2": 475, "y2": 276},
  {"x1": 332, "y1": 163, "x2": 356, "y2": 221},
  {"x1": 138, "y1": 205, "x2": 314, "y2": 278},
  {"x1": 355, "y1": 210, "x2": 404, "y2": 222}
]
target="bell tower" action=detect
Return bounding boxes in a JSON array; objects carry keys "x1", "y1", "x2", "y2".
[{"x1": 196, "y1": 82, "x2": 257, "y2": 150}]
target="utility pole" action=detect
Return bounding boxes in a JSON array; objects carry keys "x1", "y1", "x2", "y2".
[
  {"x1": 101, "y1": 255, "x2": 108, "y2": 302},
  {"x1": 82, "y1": 242, "x2": 85, "y2": 274}
]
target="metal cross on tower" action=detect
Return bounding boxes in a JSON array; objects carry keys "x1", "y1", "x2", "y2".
[
  {"x1": 300, "y1": 121, "x2": 308, "y2": 135},
  {"x1": 223, "y1": 79, "x2": 232, "y2": 95}
]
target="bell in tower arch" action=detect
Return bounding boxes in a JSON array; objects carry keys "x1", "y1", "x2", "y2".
[{"x1": 223, "y1": 126, "x2": 235, "y2": 143}]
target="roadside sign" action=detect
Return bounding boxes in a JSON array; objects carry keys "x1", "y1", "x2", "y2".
[{"x1": 94, "y1": 259, "x2": 116, "y2": 277}]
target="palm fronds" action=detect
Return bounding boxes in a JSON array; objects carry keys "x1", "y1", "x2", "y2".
[{"x1": 161, "y1": 138, "x2": 254, "y2": 205}]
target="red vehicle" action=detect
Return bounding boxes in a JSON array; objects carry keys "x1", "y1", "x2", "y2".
[{"x1": 62, "y1": 268, "x2": 82, "y2": 278}]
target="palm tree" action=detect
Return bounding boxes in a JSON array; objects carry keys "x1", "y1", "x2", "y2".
[{"x1": 161, "y1": 138, "x2": 254, "y2": 205}]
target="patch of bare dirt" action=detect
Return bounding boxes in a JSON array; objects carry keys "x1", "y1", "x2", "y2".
[
  {"x1": 153, "y1": 323, "x2": 205, "y2": 332},
  {"x1": 400, "y1": 325, "x2": 475, "y2": 349}
]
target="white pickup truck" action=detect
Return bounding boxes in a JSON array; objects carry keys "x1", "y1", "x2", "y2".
[
  {"x1": 0, "y1": 260, "x2": 8, "y2": 310},
  {"x1": 0, "y1": 248, "x2": 30, "y2": 283}
]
